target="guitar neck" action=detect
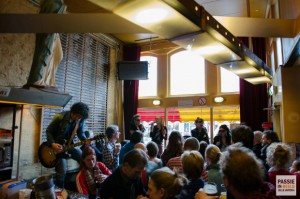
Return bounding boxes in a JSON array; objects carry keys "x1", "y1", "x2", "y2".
[{"x1": 62, "y1": 133, "x2": 104, "y2": 153}]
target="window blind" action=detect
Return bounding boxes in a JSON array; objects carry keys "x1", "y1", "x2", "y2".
[{"x1": 41, "y1": 33, "x2": 109, "y2": 142}]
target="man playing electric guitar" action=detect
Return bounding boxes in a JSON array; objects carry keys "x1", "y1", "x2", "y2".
[{"x1": 46, "y1": 102, "x2": 89, "y2": 188}]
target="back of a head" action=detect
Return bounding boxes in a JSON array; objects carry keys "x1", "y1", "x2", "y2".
[
  {"x1": 130, "y1": 130, "x2": 143, "y2": 144},
  {"x1": 253, "y1": 130, "x2": 263, "y2": 144},
  {"x1": 105, "y1": 125, "x2": 118, "y2": 139},
  {"x1": 219, "y1": 143, "x2": 264, "y2": 195},
  {"x1": 71, "y1": 102, "x2": 89, "y2": 119},
  {"x1": 123, "y1": 149, "x2": 148, "y2": 168},
  {"x1": 266, "y1": 142, "x2": 292, "y2": 170},
  {"x1": 147, "y1": 141, "x2": 159, "y2": 158},
  {"x1": 135, "y1": 142, "x2": 147, "y2": 153},
  {"x1": 183, "y1": 137, "x2": 200, "y2": 151},
  {"x1": 263, "y1": 130, "x2": 280, "y2": 143},
  {"x1": 231, "y1": 125, "x2": 254, "y2": 149},
  {"x1": 150, "y1": 167, "x2": 188, "y2": 198},
  {"x1": 205, "y1": 144, "x2": 221, "y2": 165},
  {"x1": 166, "y1": 131, "x2": 183, "y2": 153},
  {"x1": 181, "y1": 150, "x2": 204, "y2": 180},
  {"x1": 199, "y1": 141, "x2": 208, "y2": 159}
]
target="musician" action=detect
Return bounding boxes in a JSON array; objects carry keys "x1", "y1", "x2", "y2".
[
  {"x1": 46, "y1": 102, "x2": 89, "y2": 188},
  {"x1": 191, "y1": 117, "x2": 210, "y2": 144},
  {"x1": 129, "y1": 114, "x2": 145, "y2": 136},
  {"x1": 150, "y1": 116, "x2": 167, "y2": 157},
  {"x1": 76, "y1": 146, "x2": 111, "y2": 198}
]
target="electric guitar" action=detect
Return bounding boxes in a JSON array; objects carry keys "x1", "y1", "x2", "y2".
[{"x1": 38, "y1": 133, "x2": 105, "y2": 168}]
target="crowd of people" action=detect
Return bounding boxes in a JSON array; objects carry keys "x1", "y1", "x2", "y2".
[{"x1": 45, "y1": 102, "x2": 300, "y2": 199}]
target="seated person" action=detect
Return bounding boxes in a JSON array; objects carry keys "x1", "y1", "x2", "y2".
[
  {"x1": 146, "y1": 167, "x2": 188, "y2": 199},
  {"x1": 195, "y1": 143, "x2": 278, "y2": 199},
  {"x1": 146, "y1": 141, "x2": 163, "y2": 176},
  {"x1": 180, "y1": 150, "x2": 205, "y2": 199},
  {"x1": 101, "y1": 149, "x2": 148, "y2": 199},
  {"x1": 290, "y1": 158, "x2": 300, "y2": 174},
  {"x1": 76, "y1": 146, "x2": 111, "y2": 198},
  {"x1": 119, "y1": 130, "x2": 143, "y2": 164}
]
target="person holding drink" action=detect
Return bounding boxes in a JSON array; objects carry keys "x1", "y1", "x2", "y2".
[
  {"x1": 76, "y1": 146, "x2": 111, "y2": 198},
  {"x1": 102, "y1": 125, "x2": 121, "y2": 172}
]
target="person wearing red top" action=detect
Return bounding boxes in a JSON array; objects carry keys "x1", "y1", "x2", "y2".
[{"x1": 76, "y1": 146, "x2": 111, "y2": 198}]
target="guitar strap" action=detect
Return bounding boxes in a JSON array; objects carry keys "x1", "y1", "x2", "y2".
[{"x1": 67, "y1": 119, "x2": 80, "y2": 146}]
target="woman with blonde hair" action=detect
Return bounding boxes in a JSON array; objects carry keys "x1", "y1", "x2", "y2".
[
  {"x1": 205, "y1": 144, "x2": 224, "y2": 195},
  {"x1": 180, "y1": 150, "x2": 205, "y2": 199},
  {"x1": 150, "y1": 116, "x2": 168, "y2": 156}
]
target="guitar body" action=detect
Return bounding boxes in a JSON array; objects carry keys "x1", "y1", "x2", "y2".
[
  {"x1": 38, "y1": 133, "x2": 105, "y2": 168},
  {"x1": 38, "y1": 142, "x2": 60, "y2": 168}
]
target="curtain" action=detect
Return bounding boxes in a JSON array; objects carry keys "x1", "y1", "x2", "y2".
[
  {"x1": 123, "y1": 45, "x2": 141, "y2": 139},
  {"x1": 239, "y1": 37, "x2": 269, "y2": 131}
]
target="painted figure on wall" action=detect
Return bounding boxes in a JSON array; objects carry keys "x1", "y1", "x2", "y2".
[{"x1": 25, "y1": 0, "x2": 66, "y2": 89}]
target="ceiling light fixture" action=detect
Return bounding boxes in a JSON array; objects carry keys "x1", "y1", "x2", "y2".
[{"x1": 114, "y1": 0, "x2": 272, "y2": 84}]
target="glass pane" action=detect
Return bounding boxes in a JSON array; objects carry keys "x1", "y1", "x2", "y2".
[
  {"x1": 212, "y1": 106, "x2": 240, "y2": 137},
  {"x1": 167, "y1": 107, "x2": 211, "y2": 139},
  {"x1": 170, "y1": 51, "x2": 205, "y2": 95},
  {"x1": 220, "y1": 67, "x2": 240, "y2": 93},
  {"x1": 139, "y1": 56, "x2": 157, "y2": 97}
]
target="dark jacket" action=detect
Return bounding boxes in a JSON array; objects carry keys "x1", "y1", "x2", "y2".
[
  {"x1": 100, "y1": 167, "x2": 146, "y2": 199},
  {"x1": 46, "y1": 111, "x2": 86, "y2": 146},
  {"x1": 191, "y1": 127, "x2": 210, "y2": 144}
]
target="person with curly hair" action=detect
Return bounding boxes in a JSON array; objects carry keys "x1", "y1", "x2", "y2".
[{"x1": 46, "y1": 102, "x2": 89, "y2": 188}]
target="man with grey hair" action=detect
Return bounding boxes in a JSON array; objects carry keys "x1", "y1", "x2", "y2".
[
  {"x1": 252, "y1": 130, "x2": 263, "y2": 159},
  {"x1": 101, "y1": 149, "x2": 148, "y2": 199},
  {"x1": 102, "y1": 125, "x2": 120, "y2": 172}
]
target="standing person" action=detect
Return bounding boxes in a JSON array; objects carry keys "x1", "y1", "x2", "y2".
[
  {"x1": 46, "y1": 102, "x2": 89, "y2": 188},
  {"x1": 213, "y1": 124, "x2": 231, "y2": 152},
  {"x1": 150, "y1": 117, "x2": 168, "y2": 157},
  {"x1": 100, "y1": 149, "x2": 148, "y2": 199},
  {"x1": 76, "y1": 146, "x2": 111, "y2": 198},
  {"x1": 129, "y1": 114, "x2": 145, "y2": 135},
  {"x1": 191, "y1": 117, "x2": 210, "y2": 144},
  {"x1": 102, "y1": 125, "x2": 121, "y2": 172}
]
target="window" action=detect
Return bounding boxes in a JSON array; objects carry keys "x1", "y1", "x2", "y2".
[
  {"x1": 220, "y1": 67, "x2": 239, "y2": 93},
  {"x1": 170, "y1": 51, "x2": 205, "y2": 95},
  {"x1": 139, "y1": 56, "x2": 158, "y2": 97}
]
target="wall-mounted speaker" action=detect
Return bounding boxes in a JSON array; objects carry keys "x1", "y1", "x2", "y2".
[{"x1": 117, "y1": 61, "x2": 148, "y2": 80}]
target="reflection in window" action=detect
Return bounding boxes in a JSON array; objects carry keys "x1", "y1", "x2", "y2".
[
  {"x1": 170, "y1": 51, "x2": 205, "y2": 95},
  {"x1": 220, "y1": 67, "x2": 239, "y2": 93},
  {"x1": 139, "y1": 56, "x2": 158, "y2": 97}
]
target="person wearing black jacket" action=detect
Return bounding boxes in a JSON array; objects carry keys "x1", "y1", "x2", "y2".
[{"x1": 191, "y1": 117, "x2": 210, "y2": 144}]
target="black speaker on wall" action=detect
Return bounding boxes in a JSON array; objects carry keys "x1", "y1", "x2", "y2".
[{"x1": 117, "y1": 61, "x2": 149, "y2": 80}]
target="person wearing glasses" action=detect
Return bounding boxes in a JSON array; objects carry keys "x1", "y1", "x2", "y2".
[
  {"x1": 213, "y1": 124, "x2": 231, "y2": 152},
  {"x1": 129, "y1": 114, "x2": 145, "y2": 136},
  {"x1": 191, "y1": 117, "x2": 210, "y2": 144}
]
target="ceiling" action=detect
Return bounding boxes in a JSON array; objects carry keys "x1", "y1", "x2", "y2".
[{"x1": 61, "y1": 0, "x2": 269, "y2": 44}]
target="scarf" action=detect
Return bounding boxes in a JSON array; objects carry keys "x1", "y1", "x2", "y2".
[{"x1": 84, "y1": 165, "x2": 102, "y2": 196}]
